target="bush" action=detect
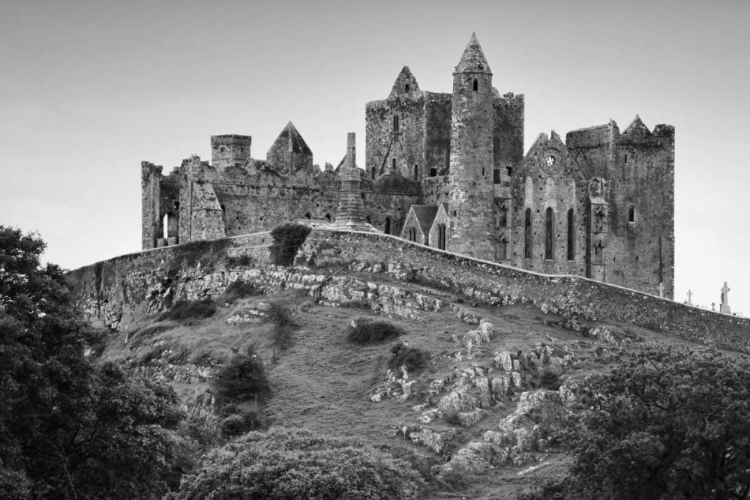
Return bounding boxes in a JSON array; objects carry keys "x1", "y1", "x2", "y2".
[
  {"x1": 220, "y1": 410, "x2": 264, "y2": 438},
  {"x1": 221, "y1": 280, "x2": 262, "y2": 304},
  {"x1": 211, "y1": 345, "x2": 270, "y2": 405},
  {"x1": 167, "y1": 427, "x2": 422, "y2": 500},
  {"x1": 269, "y1": 223, "x2": 311, "y2": 266},
  {"x1": 159, "y1": 298, "x2": 217, "y2": 323},
  {"x1": 389, "y1": 343, "x2": 430, "y2": 374},
  {"x1": 226, "y1": 254, "x2": 254, "y2": 267},
  {"x1": 528, "y1": 368, "x2": 563, "y2": 391},
  {"x1": 521, "y1": 345, "x2": 750, "y2": 500},
  {"x1": 348, "y1": 319, "x2": 405, "y2": 344},
  {"x1": 267, "y1": 302, "x2": 296, "y2": 350}
]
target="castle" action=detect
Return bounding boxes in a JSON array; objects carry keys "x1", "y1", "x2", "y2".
[{"x1": 141, "y1": 33, "x2": 675, "y2": 298}]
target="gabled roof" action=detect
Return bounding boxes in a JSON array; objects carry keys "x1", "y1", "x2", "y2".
[
  {"x1": 623, "y1": 115, "x2": 652, "y2": 137},
  {"x1": 269, "y1": 121, "x2": 313, "y2": 155},
  {"x1": 409, "y1": 205, "x2": 439, "y2": 235},
  {"x1": 334, "y1": 154, "x2": 359, "y2": 174},
  {"x1": 389, "y1": 66, "x2": 420, "y2": 98},
  {"x1": 454, "y1": 32, "x2": 492, "y2": 75}
]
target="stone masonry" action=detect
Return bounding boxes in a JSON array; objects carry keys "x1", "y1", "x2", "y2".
[{"x1": 140, "y1": 33, "x2": 674, "y2": 298}]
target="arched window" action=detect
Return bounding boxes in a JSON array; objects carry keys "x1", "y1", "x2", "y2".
[
  {"x1": 305, "y1": 212, "x2": 311, "y2": 220},
  {"x1": 325, "y1": 213, "x2": 332, "y2": 222},
  {"x1": 628, "y1": 205, "x2": 635, "y2": 223},
  {"x1": 473, "y1": 79, "x2": 478, "y2": 91},
  {"x1": 545, "y1": 208, "x2": 554, "y2": 260},
  {"x1": 567, "y1": 209, "x2": 575, "y2": 260},
  {"x1": 409, "y1": 227, "x2": 417, "y2": 242},
  {"x1": 438, "y1": 224, "x2": 446, "y2": 250},
  {"x1": 371, "y1": 167, "x2": 376, "y2": 179},
  {"x1": 393, "y1": 115, "x2": 399, "y2": 132},
  {"x1": 392, "y1": 158, "x2": 396, "y2": 171},
  {"x1": 384, "y1": 217, "x2": 391, "y2": 234},
  {"x1": 366, "y1": 216, "x2": 371, "y2": 224},
  {"x1": 524, "y1": 208, "x2": 532, "y2": 259},
  {"x1": 413, "y1": 164, "x2": 419, "y2": 180},
  {"x1": 405, "y1": 83, "x2": 410, "y2": 92}
]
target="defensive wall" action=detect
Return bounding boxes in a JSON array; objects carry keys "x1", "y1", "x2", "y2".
[{"x1": 68, "y1": 229, "x2": 750, "y2": 353}]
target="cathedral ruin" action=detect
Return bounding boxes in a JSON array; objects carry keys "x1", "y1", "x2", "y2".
[{"x1": 141, "y1": 33, "x2": 675, "y2": 298}]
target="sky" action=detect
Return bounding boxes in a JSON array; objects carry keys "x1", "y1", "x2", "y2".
[{"x1": 1, "y1": 0, "x2": 749, "y2": 313}]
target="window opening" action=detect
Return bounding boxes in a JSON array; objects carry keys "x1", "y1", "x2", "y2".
[
  {"x1": 392, "y1": 158, "x2": 396, "y2": 171},
  {"x1": 438, "y1": 224, "x2": 446, "y2": 250},
  {"x1": 545, "y1": 208, "x2": 554, "y2": 260},
  {"x1": 493, "y1": 169, "x2": 501, "y2": 184},
  {"x1": 628, "y1": 206, "x2": 635, "y2": 223},
  {"x1": 384, "y1": 217, "x2": 391, "y2": 234},
  {"x1": 567, "y1": 209, "x2": 575, "y2": 260},
  {"x1": 430, "y1": 167, "x2": 437, "y2": 177},
  {"x1": 524, "y1": 208, "x2": 532, "y2": 259},
  {"x1": 498, "y1": 204, "x2": 507, "y2": 227},
  {"x1": 393, "y1": 115, "x2": 399, "y2": 132},
  {"x1": 405, "y1": 83, "x2": 410, "y2": 92},
  {"x1": 325, "y1": 213, "x2": 332, "y2": 222},
  {"x1": 473, "y1": 79, "x2": 478, "y2": 91},
  {"x1": 414, "y1": 164, "x2": 418, "y2": 180}
]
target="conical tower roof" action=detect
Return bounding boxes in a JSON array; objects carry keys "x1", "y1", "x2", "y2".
[
  {"x1": 454, "y1": 32, "x2": 492, "y2": 75},
  {"x1": 269, "y1": 121, "x2": 313, "y2": 155}
]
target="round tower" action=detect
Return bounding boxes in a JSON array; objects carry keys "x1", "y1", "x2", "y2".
[{"x1": 448, "y1": 33, "x2": 495, "y2": 259}]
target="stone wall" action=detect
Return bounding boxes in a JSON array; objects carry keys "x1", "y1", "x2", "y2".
[{"x1": 71, "y1": 229, "x2": 750, "y2": 354}]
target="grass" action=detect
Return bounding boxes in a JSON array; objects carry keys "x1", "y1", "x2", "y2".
[{"x1": 347, "y1": 319, "x2": 406, "y2": 344}]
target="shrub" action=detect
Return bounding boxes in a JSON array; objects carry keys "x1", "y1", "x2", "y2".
[
  {"x1": 211, "y1": 345, "x2": 270, "y2": 405},
  {"x1": 159, "y1": 298, "x2": 217, "y2": 323},
  {"x1": 269, "y1": 223, "x2": 311, "y2": 266},
  {"x1": 221, "y1": 280, "x2": 262, "y2": 304},
  {"x1": 388, "y1": 343, "x2": 430, "y2": 374},
  {"x1": 220, "y1": 410, "x2": 264, "y2": 438},
  {"x1": 167, "y1": 427, "x2": 422, "y2": 500},
  {"x1": 442, "y1": 409, "x2": 462, "y2": 426},
  {"x1": 226, "y1": 254, "x2": 254, "y2": 267},
  {"x1": 527, "y1": 368, "x2": 563, "y2": 391},
  {"x1": 267, "y1": 302, "x2": 296, "y2": 350},
  {"x1": 348, "y1": 319, "x2": 405, "y2": 344}
]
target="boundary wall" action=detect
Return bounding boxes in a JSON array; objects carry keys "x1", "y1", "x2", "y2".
[{"x1": 68, "y1": 229, "x2": 750, "y2": 353}]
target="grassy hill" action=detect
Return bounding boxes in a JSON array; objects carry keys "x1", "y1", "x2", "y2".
[{"x1": 95, "y1": 263, "x2": 718, "y2": 499}]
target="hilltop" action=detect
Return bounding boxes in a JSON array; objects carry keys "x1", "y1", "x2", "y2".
[{"x1": 69, "y1": 228, "x2": 750, "y2": 498}]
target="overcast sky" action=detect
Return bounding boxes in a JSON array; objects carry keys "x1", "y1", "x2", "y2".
[{"x1": 2, "y1": 0, "x2": 748, "y2": 313}]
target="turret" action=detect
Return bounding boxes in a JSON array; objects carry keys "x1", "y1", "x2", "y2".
[
  {"x1": 211, "y1": 135, "x2": 251, "y2": 171},
  {"x1": 447, "y1": 33, "x2": 495, "y2": 259}
]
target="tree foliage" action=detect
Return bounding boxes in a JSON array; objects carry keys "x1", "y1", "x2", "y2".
[
  {"x1": 168, "y1": 427, "x2": 422, "y2": 500},
  {"x1": 269, "y1": 223, "x2": 311, "y2": 266},
  {"x1": 0, "y1": 226, "x2": 186, "y2": 499},
  {"x1": 522, "y1": 344, "x2": 750, "y2": 500},
  {"x1": 211, "y1": 345, "x2": 270, "y2": 405}
]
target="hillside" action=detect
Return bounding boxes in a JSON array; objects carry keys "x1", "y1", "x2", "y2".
[{"x1": 70, "y1": 229, "x2": 750, "y2": 499}]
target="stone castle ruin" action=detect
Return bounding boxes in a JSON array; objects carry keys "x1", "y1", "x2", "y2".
[{"x1": 141, "y1": 33, "x2": 674, "y2": 298}]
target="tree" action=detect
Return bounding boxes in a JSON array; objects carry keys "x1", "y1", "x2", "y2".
[
  {"x1": 169, "y1": 427, "x2": 423, "y2": 500},
  {"x1": 0, "y1": 226, "x2": 186, "y2": 499},
  {"x1": 522, "y1": 344, "x2": 750, "y2": 500}
]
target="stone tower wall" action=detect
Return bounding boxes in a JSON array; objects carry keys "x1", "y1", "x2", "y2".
[
  {"x1": 211, "y1": 135, "x2": 251, "y2": 171},
  {"x1": 493, "y1": 92, "x2": 525, "y2": 172},
  {"x1": 447, "y1": 70, "x2": 495, "y2": 260},
  {"x1": 365, "y1": 93, "x2": 428, "y2": 181},
  {"x1": 141, "y1": 162, "x2": 162, "y2": 250}
]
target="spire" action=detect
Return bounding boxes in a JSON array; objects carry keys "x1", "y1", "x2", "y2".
[{"x1": 454, "y1": 32, "x2": 492, "y2": 75}]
